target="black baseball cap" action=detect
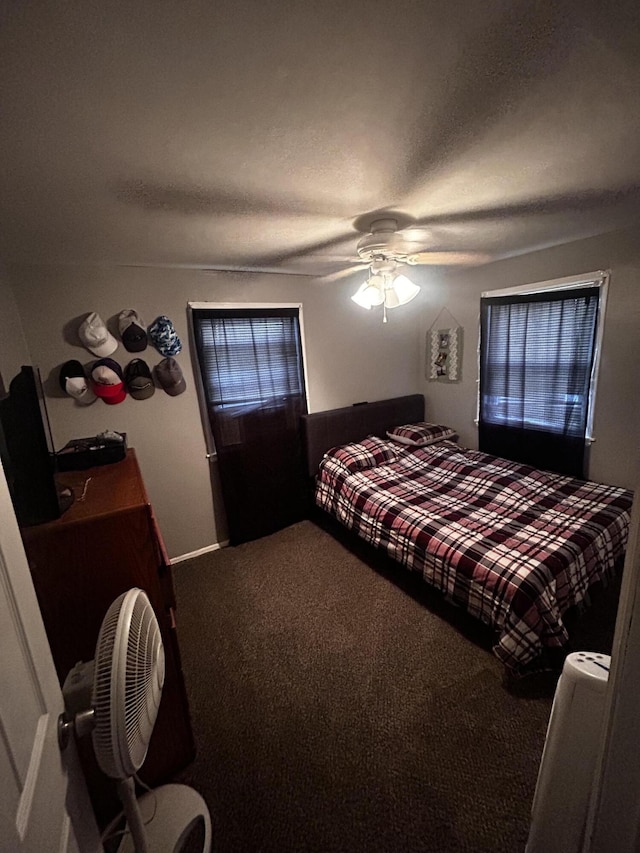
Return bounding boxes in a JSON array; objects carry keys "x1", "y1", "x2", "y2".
[
  {"x1": 118, "y1": 309, "x2": 148, "y2": 353},
  {"x1": 124, "y1": 359, "x2": 155, "y2": 400}
]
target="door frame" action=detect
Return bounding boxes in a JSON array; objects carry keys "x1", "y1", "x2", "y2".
[
  {"x1": 187, "y1": 302, "x2": 310, "y2": 545},
  {"x1": 584, "y1": 462, "x2": 640, "y2": 851},
  {"x1": 0, "y1": 458, "x2": 101, "y2": 852}
]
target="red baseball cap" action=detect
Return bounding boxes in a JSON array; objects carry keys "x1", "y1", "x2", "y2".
[{"x1": 91, "y1": 358, "x2": 127, "y2": 405}]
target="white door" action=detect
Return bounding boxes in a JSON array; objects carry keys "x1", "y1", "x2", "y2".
[{"x1": 0, "y1": 462, "x2": 101, "y2": 853}]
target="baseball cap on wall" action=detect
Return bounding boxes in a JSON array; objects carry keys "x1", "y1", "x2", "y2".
[
  {"x1": 156, "y1": 357, "x2": 186, "y2": 396},
  {"x1": 148, "y1": 315, "x2": 182, "y2": 357},
  {"x1": 118, "y1": 309, "x2": 148, "y2": 353},
  {"x1": 59, "y1": 360, "x2": 97, "y2": 406},
  {"x1": 78, "y1": 312, "x2": 118, "y2": 357},
  {"x1": 124, "y1": 359, "x2": 155, "y2": 400},
  {"x1": 91, "y1": 358, "x2": 126, "y2": 404}
]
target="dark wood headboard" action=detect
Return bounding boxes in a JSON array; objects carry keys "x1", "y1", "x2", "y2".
[{"x1": 301, "y1": 394, "x2": 425, "y2": 476}]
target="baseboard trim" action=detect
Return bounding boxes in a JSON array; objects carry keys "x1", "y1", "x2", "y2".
[{"x1": 171, "y1": 541, "x2": 230, "y2": 564}]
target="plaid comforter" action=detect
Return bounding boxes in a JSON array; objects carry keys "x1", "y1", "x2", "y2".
[{"x1": 315, "y1": 438, "x2": 633, "y2": 672}]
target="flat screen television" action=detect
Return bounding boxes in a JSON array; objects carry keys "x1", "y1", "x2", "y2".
[{"x1": 0, "y1": 365, "x2": 71, "y2": 526}]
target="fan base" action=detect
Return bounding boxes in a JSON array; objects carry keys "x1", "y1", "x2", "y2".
[{"x1": 118, "y1": 783, "x2": 211, "y2": 853}]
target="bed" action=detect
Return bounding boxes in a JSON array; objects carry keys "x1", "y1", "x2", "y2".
[{"x1": 301, "y1": 396, "x2": 633, "y2": 673}]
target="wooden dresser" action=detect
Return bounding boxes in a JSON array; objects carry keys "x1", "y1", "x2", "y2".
[{"x1": 20, "y1": 449, "x2": 195, "y2": 825}]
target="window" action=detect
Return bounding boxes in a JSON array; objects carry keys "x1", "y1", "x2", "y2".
[
  {"x1": 193, "y1": 308, "x2": 305, "y2": 415},
  {"x1": 478, "y1": 272, "x2": 608, "y2": 478}
]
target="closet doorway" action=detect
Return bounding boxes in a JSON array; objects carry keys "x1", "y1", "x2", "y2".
[{"x1": 190, "y1": 304, "x2": 309, "y2": 545}]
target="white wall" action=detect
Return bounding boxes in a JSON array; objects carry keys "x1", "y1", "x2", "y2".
[
  {"x1": 419, "y1": 227, "x2": 640, "y2": 490},
  {"x1": 0, "y1": 270, "x2": 31, "y2": 384},
  {"x1": 8, "y1": 265, "x2": 422, "y2": 557}
]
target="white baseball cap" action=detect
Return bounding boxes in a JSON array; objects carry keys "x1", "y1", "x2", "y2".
[
  {"x1": 59, "y1": 360, "x2": 97, "y2": 406},
  {"x1": 78, "y1": 312, "x2": 118, "y2": 357}
]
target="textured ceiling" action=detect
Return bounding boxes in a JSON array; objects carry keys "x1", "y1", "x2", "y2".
[{"x1": 1, "y1": 0, "x2": 640, "y2": 276}]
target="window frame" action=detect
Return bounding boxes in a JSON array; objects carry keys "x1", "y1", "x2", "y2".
[
  {"x1": 476, "y1": 270, "x2": 610, "y2": 443},
  {"x1": 188, "y1": 302, "x2": 310, "y2": 459}
]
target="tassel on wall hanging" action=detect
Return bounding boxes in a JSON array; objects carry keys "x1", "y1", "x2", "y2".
[{"x1": 426, "y1": 307, "x2": 463, "y2": 383}]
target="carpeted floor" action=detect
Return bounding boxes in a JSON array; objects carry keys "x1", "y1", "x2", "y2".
[{"x1": 172, "y1": 520, "x2": 620, "y2": 853}]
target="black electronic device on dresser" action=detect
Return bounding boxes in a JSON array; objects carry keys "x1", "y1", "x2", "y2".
[
  {"x1": 0, "y1": 365, "x2": 70, "y2": 526},
  {"x1": 56, "y1": 431, "x2": 127, "y2": 470}
]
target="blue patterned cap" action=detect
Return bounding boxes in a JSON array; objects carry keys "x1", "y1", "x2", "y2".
[{"x1": 148, "y1": 315, "x2": 182, "y2": 357}]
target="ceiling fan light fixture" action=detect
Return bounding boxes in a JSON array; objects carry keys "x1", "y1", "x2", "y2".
[
  {"x1": 364, "y1": 282, "x2": 385, "y2": 307},
  {"x1": 390, "y1": 274, "x2": 421, "y2": 305},
  {"x1": 351, "y1": 271, "x2": 419, "y2": 317},
  {"x1": 384, "y1": 285, "x2": 400, "y2": 309},
  {"x1": 351, "y1": 280, "x2": 384, "y2": 309},
  {"x1": 351, "y1": 283, "x2": 373, "y2": 309}
]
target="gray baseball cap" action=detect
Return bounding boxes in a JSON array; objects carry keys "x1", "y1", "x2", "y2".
[{"x1": 155, "y1": 357, "x2": 186, "y2": 396}]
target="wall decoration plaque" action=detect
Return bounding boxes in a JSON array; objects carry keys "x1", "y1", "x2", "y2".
[{"x1": 427, "y1": 325, "x2": 463, "y2": 383}]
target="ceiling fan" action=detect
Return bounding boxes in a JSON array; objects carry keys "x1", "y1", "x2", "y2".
[
  {"x1": 320, "y1": 217, "x2": 490, "y2": 321},
  {"x1": 322, "y1": 217, "x2": 491, "y2": 282}
]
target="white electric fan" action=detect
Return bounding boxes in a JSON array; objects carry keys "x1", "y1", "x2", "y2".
[{"x1": 58, "y1": 588, "x2": 211, "y2": 853}]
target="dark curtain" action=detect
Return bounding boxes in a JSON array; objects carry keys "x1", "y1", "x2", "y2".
[
  {"x1": 193, "y1": 308, "x2": 308, "y2": 545},
  {"x1": 479, "y1": 286, "x2": 600, "y2": 478}
]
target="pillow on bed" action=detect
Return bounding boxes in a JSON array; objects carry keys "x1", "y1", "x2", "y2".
[
  {"x1": 386, "y1": 422, "x2": 458, "y2": 447},
  {"x1": 327, "y1": 436, "x2": 398, "y2": 473}
]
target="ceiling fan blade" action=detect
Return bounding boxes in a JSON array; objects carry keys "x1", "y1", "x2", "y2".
[
  {"x1": 167, "y1": 263, "x2": 316, "y2": 276},
  {"x1": 319, "y1": 263, "x2": 370, "y2": 282},
  {"x1": 406, "y1": 251, "x2": 492, "y2": 266},
  {"x1": 256, "y1": 231, "x2": 357, "y2": 267}
]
